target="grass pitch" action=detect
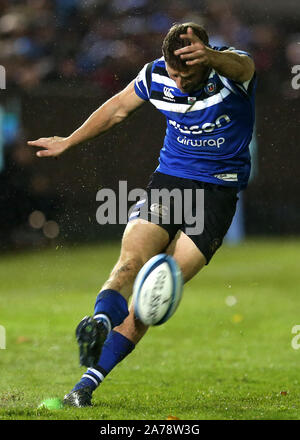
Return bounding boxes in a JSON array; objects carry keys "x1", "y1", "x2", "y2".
[{"x1": 0, "y1": 238, "x2": 300, "y2": 420}]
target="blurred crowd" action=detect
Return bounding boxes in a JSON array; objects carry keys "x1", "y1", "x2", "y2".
[{"x1": 0, "y1": 0, "x2": 299, "y2": 94}]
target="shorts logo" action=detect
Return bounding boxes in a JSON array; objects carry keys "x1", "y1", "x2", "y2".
[
  {"x1": 163, "y1": 87, "x2": 175, "y2": 101},
  {"x1": 214, "y1": 173, "x2": 238, "y2": 182},
  {"x1": 150, "y1": 203, "x2": 168, "y2": 218},
  {"x1": 205, "y1": 80, "x2": 216, "y2": 96}
]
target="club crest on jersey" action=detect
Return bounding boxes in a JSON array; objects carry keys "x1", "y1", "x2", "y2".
[{"x1": 205, "y1": 80, "x2": 216, "y2": 96}]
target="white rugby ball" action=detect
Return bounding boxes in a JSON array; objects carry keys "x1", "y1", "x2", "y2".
[{"x1": 133, "y1": 254, "x2": 183, "y2": 326}]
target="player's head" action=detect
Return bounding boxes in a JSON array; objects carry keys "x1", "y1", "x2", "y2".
[
  {"x1": 162, "y1": 22, "x2": 209, "y2": 70},
  {"x1": 162, "y1": 22, "x2": 210, "y2": 93}
]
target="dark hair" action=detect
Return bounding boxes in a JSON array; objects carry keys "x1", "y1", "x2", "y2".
[{"x1": 162, "y1": 22, "x2": 209, "y2": 70}]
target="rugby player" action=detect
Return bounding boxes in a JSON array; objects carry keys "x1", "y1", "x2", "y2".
[{"x1": 28, "y1": 23, "x2": 256, "y2": 407}]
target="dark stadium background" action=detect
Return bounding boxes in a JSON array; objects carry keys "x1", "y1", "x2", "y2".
[{"x1": 0, "y1": 0, "x2": 299, "y2": 250}]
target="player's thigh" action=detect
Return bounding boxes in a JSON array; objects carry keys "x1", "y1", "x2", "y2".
[
  {"x1": 119, "y1": 218, "x2": 170, "y2": 265},
  {"x1": 166, "y1": 231, "x2": 206, "y2": 282},
  {"x1": 103, "y1": 219, "x2": 171, "y2": 297}
]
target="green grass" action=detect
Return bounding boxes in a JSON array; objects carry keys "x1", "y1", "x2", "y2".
[{"x1": 0, "y1": 239, "x2": 300, "y2": 420}]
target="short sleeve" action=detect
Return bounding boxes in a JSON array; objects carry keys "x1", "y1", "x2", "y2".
[
  {"x1": 217, "y1": 47, "x2": 256, "y2": 98},
  {"x1": 134, "y1": 63, "x2": 150, "y2": 101}
]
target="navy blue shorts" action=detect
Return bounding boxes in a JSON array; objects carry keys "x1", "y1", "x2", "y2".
[{"x1": 129, "y1": 172, "x2": 238, "y2": 264}]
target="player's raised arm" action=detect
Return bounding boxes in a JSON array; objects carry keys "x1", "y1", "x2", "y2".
[
  {"x1": 174, "y1": 27, "x2": 255, "y2": 83},
  {"x1": 27, "y1": 80, "x2": 145, "y2": 158}
]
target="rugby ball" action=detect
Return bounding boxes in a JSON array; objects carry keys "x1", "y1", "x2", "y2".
[{"x1": 133, "y1": 254, "x2": 183, "y2": 326}]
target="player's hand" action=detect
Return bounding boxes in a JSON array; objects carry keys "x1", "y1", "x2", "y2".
[
  {"x1": 27, "y1": 136, "x2": 70, "y2": 157},
  {"x1": 174, "y1": 26, "x2": 212, "y2": 66}
]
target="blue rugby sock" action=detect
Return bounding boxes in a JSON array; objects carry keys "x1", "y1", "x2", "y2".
[
  {"x1": 73, "y1": 331, "x2": 135, "y2": 392},
  {"x1": 72, "y1": 290, "x2": 130, "y2": 393},
  {"x1": 72, "y1": 367, "x2": 104, "y2": 392},
  {"x1": 96, "y1": 330, "x2": 135, "y2": 374},
  {"x1": 93, "y1": 289, "x2": 129, "y2": 332}
]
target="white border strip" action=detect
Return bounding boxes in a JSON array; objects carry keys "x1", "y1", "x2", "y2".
[
  {"x1": 88, "y1": 368, "x2": 105, "y2": 382},
  {"x1": 82, "y1": 374, "x2": 99, "y2": 386},
  {"x1": 150, "y1": 87, "x2": 230, "y2": 113}
]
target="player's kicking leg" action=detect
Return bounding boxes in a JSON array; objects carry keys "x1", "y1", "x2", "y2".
[
  {"x1": 64, "y1": 227, "x2": 205, "y2": 407},
  {"x1": 63, "y1": 219, "x2": 170, "y2": 406},
  {"x1": 115, "y1": 230, "x2": 206, "y2": 344},
  {"x1": 75, "y1": 219, "x2": 169, "y2": 366}
]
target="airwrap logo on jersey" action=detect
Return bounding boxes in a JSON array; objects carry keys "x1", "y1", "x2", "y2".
[
  {"x1": 0, "y1": 325, "x2": 6, "y2": 349},
  {"x1": 163, "y1": 87, "x2": 175, "y2": 102},
  {"x1": 170, "y1": 114, "x2": 230, "y2": 149},
  {"x1": 0, "y1": 65, "x2": 6, "y2": 90},
  {"x1": 96, "y1": 181, "x2": 204, "y2": 235}
]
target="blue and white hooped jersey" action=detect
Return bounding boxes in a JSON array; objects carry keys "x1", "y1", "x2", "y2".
[{"x1": 134, "y1": 47, "x2": 257, "y2": 190}]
